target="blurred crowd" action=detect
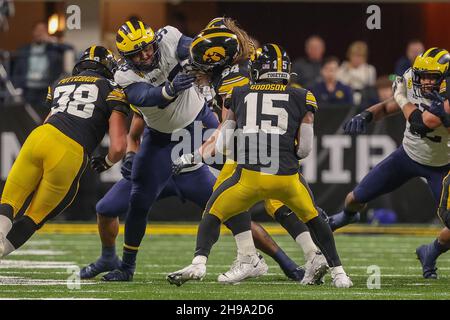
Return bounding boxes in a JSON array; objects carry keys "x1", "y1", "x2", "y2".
[
  {"x1": 1, "y1": 20, "x2": 426, "y2": 113},
  {"x1": 1, "y1": 21, "x2": 75, "y2": 116},
  {"x1": 291, "y1": 35, "x2": 425, "y2": 110}
]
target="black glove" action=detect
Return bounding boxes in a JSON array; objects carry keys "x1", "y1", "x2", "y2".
[
  {"x1": 343, "y1": 110, "x2": 373, "y2": 134},
  {"x1": 91, "y1": 155, "x2": 113, "y2": 173},
  {"x1": 172, "y1": 151, "x2": 202, "y2": 175},
  {"x1": 424, "y1": 91, "x2": 450, "y2": 127},
  {"x1": 120, "y1": 151, "x2": 136, "y2": 180},
  {"x1": 165, "y1": 73, "x2": 196, "y2": 97}
]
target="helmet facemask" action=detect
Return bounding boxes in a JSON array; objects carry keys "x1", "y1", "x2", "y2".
[
  {"x1": 412, "y1": 69, "x2": 443, "y2": 99},
  {"x1": 122, "y1": 41, "x2": 160, "y2": 72}
]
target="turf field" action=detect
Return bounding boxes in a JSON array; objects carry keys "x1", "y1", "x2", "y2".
[{"x1": 0, "y1": 223, "x2": 449, "y2": 300}]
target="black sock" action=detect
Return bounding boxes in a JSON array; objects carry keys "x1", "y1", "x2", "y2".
[
  {"x1": 274, "y1": 206, "x2": 308, "y2": 239},
  {"x1": 224, "y1": 212, "x2": 251, "y2": 236},
  {"x1": 101, "y1": 246, "x2": 116, "y2": 260},
  {"x1": 122, "y1": 247, "x2": 137, "y2": 271},
  {"x1": 6, "y1": 216, "x2": 37, "y2": 250},
  {"x1": 306, "y1": 216, "x2": 341, "y2": 267},
  {"x1": 195, "y1": 213, "x2": 222, "y2": 258}
]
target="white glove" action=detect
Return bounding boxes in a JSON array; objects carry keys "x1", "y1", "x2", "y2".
[{"x1": 392, "y1": 76, "x2": 409, "y2": 109}]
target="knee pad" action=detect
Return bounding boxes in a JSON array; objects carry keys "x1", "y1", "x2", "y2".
[
  {"x1": 273, "y1": 205, "x2": 292, "y2": 223},
  {"x1": 438, "y1": 208, "x2": 450, "y2": 229}
]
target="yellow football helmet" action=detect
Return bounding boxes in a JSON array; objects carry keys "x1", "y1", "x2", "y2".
[
  {"x1": 412, "y1": 47, "x2": 450, "y2": 98},
  {"x1": 115, "y1": 19, "x2": 159, "y2": 71}
]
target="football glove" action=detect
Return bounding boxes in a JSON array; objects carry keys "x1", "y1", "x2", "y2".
[
  {"x1": 165, "y1": 73, "x2": 196, "y2": 97},
  {"x1": 120, "y1": 151, "x2": 136, "y2": 180},
  {"x1": 408, "y1": 109, "x2": 433, "y2": 137},
  {"x1": 423, "y1": 91, "x2": 450, "y2": 127},
  {"x1": 343, "y1": 110, "x2": 373, "y2": 134},
  {"x1": 172, "y1": 151, "x2": 202, "y2": 175},
  {"x1": 91, "y1": 155, "x2": 113, "y2": 173}
]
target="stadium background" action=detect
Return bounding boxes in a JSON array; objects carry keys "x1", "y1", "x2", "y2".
[{"x1": 0, "y1": 0, "x2": 448, "y2": 223}]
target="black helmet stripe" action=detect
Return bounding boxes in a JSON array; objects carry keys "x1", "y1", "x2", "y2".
[{"x1": 424, "y1": 47, "x2": 440, "y2": 58}]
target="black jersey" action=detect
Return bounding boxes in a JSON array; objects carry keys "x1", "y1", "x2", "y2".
[
  {"x1": 46, "y1": 70, "x2": 130, "y2": 155},
  {"x1": 210, "y1": 60, "x2": 250, "y2": 115},
  {"x1": 230, "y1": 82, "x2": 318, "y2": 175}
]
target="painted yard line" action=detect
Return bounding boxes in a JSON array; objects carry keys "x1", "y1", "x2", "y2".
[
  {"x1": 10, "y1": 250, "x2": 67, "y2": 256},
  {"x1": 0, "y1": 260, "x2": 76, "y2": 269},
  {"x1": 37, "y1": 223, "x2": 443, "y2": 236}
]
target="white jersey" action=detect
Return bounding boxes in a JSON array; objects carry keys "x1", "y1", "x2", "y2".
[
  {"x1": 115, "y1": 26, "x2": 204, "y2": 133},
  {"x1": 402, "y1": 68, "x2": 449, "y2": 166}
]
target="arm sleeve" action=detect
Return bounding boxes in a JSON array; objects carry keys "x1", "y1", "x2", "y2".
[
  {"x1": 177, "y1": 35, "x2": 193, "y2": 61},
  {"x1": 124, "y1": 82, "x2": 173, "y2": 107}
]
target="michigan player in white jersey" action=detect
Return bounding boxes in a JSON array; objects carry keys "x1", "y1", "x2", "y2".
[
  {"x1": 329, "y1": 47, "x2": 450, "y2": 279},
  {"x1": 101, "y1": 19, "x2": 218, "y2": 281}
]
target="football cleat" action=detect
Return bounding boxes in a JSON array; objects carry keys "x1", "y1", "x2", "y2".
[
  {"x1": 217, "y1": 253, "x2": 268, "y2": 284},
  {"x1": 80, "y1": 256, "x2": 121, "y2": 279},
  {"x1": 301, "y1": 251, "x2": 329, "y2": 285},
  {"x1": 331, "y1": 272, "x2": 353, "y2": 288},
  {"x1": 416, "y1": 244, "x2": 438, "y2": 279},
  {"x1": 101, "y1": 267, "x2": 134, "y2": 282},
  {"x1": 166, "y1": 263, "x2": 206, "y2": 287},
  {"x1": 284, "y1": 266, "x2": 305, "y2": 282},
  {"x1": 328, "y1": 211, "x2": 360, "y2": 231}
]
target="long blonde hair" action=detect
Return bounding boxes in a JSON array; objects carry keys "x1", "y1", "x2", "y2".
[{"x1": 223, "y1": 18, "x2": 255, "y2": 64}]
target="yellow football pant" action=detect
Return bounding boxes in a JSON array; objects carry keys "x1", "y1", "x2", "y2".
[
  {"x1": 206, "y1": 166, "x2": 318, "y2": 223},
  {"x1": 0, "y1": 124, "x2": 88, "y2": 227},
  {"x1": 213, "y1": 160, "x2": 301, "y2": 218}
]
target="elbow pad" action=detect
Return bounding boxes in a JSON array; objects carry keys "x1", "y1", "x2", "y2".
[
  {"x1": 215, "y1": 120, "x2": 236, "y2": 155},
  {"x1": 296, "y1": 123, "x2": 314, "y2": 159},
  {"x1": 408, "y1": 109, "x2": 433, "y2": 137}
]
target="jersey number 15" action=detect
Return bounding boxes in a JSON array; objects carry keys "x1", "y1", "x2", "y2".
[{"x1": 243, "y1": 92, "x2": 289, "y2": 135}]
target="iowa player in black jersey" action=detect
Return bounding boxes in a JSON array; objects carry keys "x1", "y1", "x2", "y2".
[
  {"x1": 174, "y1": 19, "x2": 329, "y2": 285},
  {"x1": 169, "y1": 44, "x2": 352, "y2": 287},
  {"x1": 0, "y1": 46, "x2": 129, "y2": 258}
]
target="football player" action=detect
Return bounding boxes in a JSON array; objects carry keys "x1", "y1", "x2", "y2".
[
  {"x1": 329, "y1": 48, "x2": 450, "y2": 279},
  {"x1": 80, "y1": 102, "x2": 220, "y2": 279},
  {"x1": 0, "y1": 46, "x2": 129, "y2": 257},
  {"x1": 167, "y1": 44, "x2": 352, "y2": 287},
  {"x1": 172, "y1": 18, "x2": 328, "y2": 285},
  {"x1": 100, "y1": 19, "x2": 304, "y2": 282}
]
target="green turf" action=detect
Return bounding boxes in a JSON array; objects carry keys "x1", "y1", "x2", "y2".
[{"x1": 0, "y1": 229, "x2": 449, "y2": 300}]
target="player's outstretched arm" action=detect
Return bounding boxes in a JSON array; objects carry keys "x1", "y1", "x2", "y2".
[
  {"x1": 120, "y1": 113, "x2": 145, "y2": 180},
  {"x1": 125, "y1": 73, "x2": 195, "y2": 108},
  {"x1": 107, "y1": 111, "x2": 128, "y2": 163},
  {"x1": 91, "y1": 111, "x2": 128, "y2": 173},
  {"x1": 343, "y1": 97, "x2": 400, "y2": 134}
]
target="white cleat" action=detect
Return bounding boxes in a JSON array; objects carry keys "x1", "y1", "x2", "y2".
[
  {"x1": 166, "y1": 263, "x2": 206, "y2": 287},
  {"x1": 300, "y1": 251, "x2": 329, "y2": 285},
  {"x1": 331, "y1": 272, "x2": 353, "y2": 288},
  {"x1": 218, "y1": 253, "x2": 268, "y2": 284}
]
